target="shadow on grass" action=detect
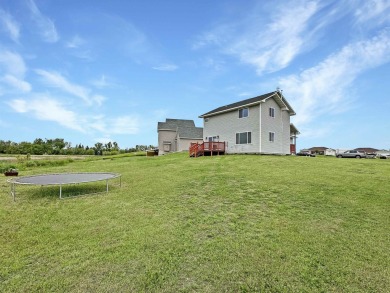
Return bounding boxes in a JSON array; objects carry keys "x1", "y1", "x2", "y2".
[{"x1": 14, "y1": 181, "x2": 120, "y2": 200}]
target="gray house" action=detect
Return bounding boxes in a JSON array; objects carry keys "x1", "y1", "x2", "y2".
[
  {"x1": 157, "y1": 119, "x2": 203, "y2": 155},
  {"x1": 199, "y1": 91, "x2": 298, "y2": 155}
]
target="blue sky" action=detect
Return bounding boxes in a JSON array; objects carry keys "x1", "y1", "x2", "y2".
[{"x1": 1, "y1": 0, "x2": 390, "y2": 150}]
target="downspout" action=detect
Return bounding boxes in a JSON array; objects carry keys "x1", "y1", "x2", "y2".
[
  {"x1": 259, "y1": 102, "x2": 262, "y2": 153},
  {"x1": 281, "y1": 107, "x2": 283, "y2": 154}
]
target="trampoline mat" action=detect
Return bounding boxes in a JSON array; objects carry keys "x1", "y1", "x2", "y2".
[{"x1": 11, "y1": 172, "x2": 120, "y2": 185}]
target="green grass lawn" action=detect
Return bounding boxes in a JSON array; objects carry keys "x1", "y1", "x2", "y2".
[{"x1": 1, "y1": 153, "x2": 389, "y2": 292}]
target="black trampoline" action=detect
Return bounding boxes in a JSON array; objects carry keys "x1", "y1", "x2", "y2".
[{"x1": 7, "y1": 172, "x2": 121, "y2": 201}]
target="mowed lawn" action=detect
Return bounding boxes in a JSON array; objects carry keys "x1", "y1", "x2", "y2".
[{"x1": 1, "y1": 153, "x2": 389, "y2": 292}]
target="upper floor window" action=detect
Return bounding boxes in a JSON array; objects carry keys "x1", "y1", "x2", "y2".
[
  {"x1": 239, "y1": 108, "x2": 249, "y2": 118},
  {"x1": 269, "y1": 107, "x2": 275, "y2": 118},
  {"x1": 236, "y1": 132, "x2": 251, "y2": 144}
]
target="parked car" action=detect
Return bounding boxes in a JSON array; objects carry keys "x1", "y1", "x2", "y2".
[
  {"x1": 296, "y1": 151, "x2": 316, "y2": 157},
  {"x1": 336, "y1": 150, "x2": 366, "y2": 158},
  {"x1": 379, "y1": 153, "x2": 390, "y2": 159},
  {"x1": 366, "y1": 153, "x2": 377, "y2": 159}
]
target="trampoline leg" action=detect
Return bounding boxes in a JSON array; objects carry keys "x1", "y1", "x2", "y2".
[
  {"x1": 106, "y1": 180, "x2": 109, "y2": 193},
  {"x1": 60, "y1": 184, "x2": 62, "y2": 199},
  {"x1": 11, "y1": 183, "x2": 15, "y2": 202}
]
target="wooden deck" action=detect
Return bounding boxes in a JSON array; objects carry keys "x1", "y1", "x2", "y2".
[{"x1": 189, "y1": 142, "x2": 226, "y2": 157}]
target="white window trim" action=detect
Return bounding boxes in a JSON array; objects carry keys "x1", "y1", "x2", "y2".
[
  {"x1": 236, "y1": 131, "x2": 252, "y2": 144},
  {"x1": 269, "y1": 107, "x2": 275, "y2": 118},
  {"x1": 238, "y1": 107, "x2": 249, "y2": 119}
]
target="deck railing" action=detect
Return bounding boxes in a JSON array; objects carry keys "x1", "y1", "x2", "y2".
[{"x1": 189, "y1": 142, "x2": 226, "y2": 157}]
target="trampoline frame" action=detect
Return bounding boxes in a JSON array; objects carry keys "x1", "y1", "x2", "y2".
[{"x1": 7, "y1": 172, "x2": 121, "y2": 201}]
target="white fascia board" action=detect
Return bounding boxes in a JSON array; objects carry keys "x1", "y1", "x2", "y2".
[
  {"x1": 264, "y1": 92, "x2": 296, "y2": 116},
  {"x1": 199, "y1": 101, "x2": 263, "y2": 118}
]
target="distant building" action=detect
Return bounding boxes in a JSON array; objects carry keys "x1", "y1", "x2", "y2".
[
  {"x1": 157, "y1": 119, "x2": 203, "y2": 155},
  {"x1": 354, "y1": 147, "x2": 379, "y2": 154},
  {"x1": 308, "y1": 147, "x2": 328, "y2": 155},
  {"x1": 306, "y1": 146, "x2": 336, "y2": 156}
]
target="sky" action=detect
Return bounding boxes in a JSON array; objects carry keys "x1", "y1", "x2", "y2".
[{"x1": 0, "y1": 0, "x2": 390, "y2": 150}]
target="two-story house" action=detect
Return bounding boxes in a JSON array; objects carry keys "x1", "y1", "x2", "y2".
[{"x1": 199, "y1": 90, "x2": 298, "y2": 155}]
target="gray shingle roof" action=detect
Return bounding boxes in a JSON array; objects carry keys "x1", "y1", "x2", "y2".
[
  {"x1": 199, "y1": 91, "x2": 296, "y2": 118},
  {"x1": 158, "y1": 118, "x2": 195, "y2": 130},
  {"x1": 157, "y1": 119, "x2": 203, "y2": 139},
  {"x1": 290, "y1": 123, "x2": 300, "y2": 135},
  {"x1": 178, "y1": 126, "x2": 203, "y2": 139}
]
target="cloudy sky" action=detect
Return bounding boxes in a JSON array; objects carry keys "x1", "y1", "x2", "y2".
[{"x1": 1, "y1": 0, "x2": 390, "y2": 150}]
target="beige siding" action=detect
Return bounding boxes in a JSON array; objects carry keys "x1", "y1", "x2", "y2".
[
  {"x1": 203, "y1": 105, "x2": 260, "y2": 153},
  {"x1": 158, "y1": 130, "x2": 177, "y2": 155},
  {"x1": 259, "y1": 98, "x2": 291, "y2": 154},
  {"x1": 177, "y1": 138, "x2": 203, "y2": 152},
  {"x1": 203, "y1": 96, "x2": 293, "y2": 155}
]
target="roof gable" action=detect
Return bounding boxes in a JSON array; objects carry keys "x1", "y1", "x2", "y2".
[
  {"x1": 199, "y1": 91, "x2": 296, "y2": 118},
  {"x1": 158, "y1": 118, "x2": 203, "y2": 139},
  {"x1": 158, "y1": 118, "x2": 196, "y2": 131}
]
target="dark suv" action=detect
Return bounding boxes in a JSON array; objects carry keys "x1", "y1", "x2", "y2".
[{"x1": 337, "y1": 150, "x2": 366, "y2": 159}]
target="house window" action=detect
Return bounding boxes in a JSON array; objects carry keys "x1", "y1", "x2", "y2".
[
  {"x1": 269, "y1": 107, "x2": 275, "y2": 118},
  {"x1": 236, "y1": 132, "x2": 251, "y2": 144},
  {"x1": 239, "y1": 108, "x2": 249, "y2": 118},
  {"x1": 269, "y1": 132, "x2": 275, "y2": 142}
]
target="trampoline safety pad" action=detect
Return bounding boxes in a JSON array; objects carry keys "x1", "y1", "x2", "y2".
[{"x1": 7, "y1": 172, "x2": 121, "y2": 201}]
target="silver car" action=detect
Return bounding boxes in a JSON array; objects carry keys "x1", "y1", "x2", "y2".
[{"x1": 337, "y1": 150, "x2": 366, "y2": 159}]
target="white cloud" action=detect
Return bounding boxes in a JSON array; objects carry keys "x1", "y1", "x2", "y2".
[
  {"x1": 0, "y1": 9, "x2": 20, "y2": 42},
  {"x1": 7, "y1": 96, "x2": 84, "y2": 132},
  {"x1": 1, "y1": 75, "x2": 31, "y2": 92},
  {"x1": 35, "y1": 69, "x2": 105, "y2": 106},
  {"x1": 27, "y1": 0, "x2": 59, "y2": 43},
  {"x1": 279, "y1": 29, "x2": 390, "y2": 127},
  {"x1": 152, "y1": 64, "x2": 178, "y2": 71},
  {"x1": 91, "y1": 95, "x2": 106, "y2": 106},
  {"x1": 109, "y1": 116, "x2": 140, "y2": 134},
  {"x1": 355, "y1": 0, "x2": 390, "y2": 25},
  {"x1": 0, "y1": 50, "x2": 27, "y2": 77},
  {"x1": 6, "y1": 96, "x2": 138, "y2": 136},
  {"x1": 0, "y1": 50, "x2": 31, "y2": 93},
  {"x1": 91, "y1": 75, "x2": 111, "y2": 89},
  {"x1": 66, "y1": 35, "x2": 85, "y2": 48},
  {"x1": 193, "y1": 1, "x2": 322, "y2": 74}
]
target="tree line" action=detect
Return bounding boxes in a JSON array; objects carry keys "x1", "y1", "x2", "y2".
[{"x1": 0, "y1": 139, "x2": 155, "y2": 156}]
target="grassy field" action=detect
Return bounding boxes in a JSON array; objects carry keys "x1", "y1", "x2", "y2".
[{"x1": 1, "y1": 153, "x2": 389, "y2": 292}]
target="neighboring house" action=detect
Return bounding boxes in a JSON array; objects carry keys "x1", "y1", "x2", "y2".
[
  {"x1": 199, "y1": 90, "x2": 298, "y2": 155},
  {"x1": 335, "y1": 149, "x2": 349, "y2": 155},
  {"x1": 376, "y1": 149, "x2": 390, "y2": 156},
  {"x1": 325, "y1": 148, "x2": 336, "y2": 156},
  {"x1": 307, "y1": 146, "x2": 336, "y2": 156},
  {"x1": 308, "y1": 147, "x2": 328, "y2": 155},
  {"x1": 157, "y1": 119, "x2": 203, "y2": 155},
  {"x1": 354, "y1": 147, "x2": 379, "y2": 154}
]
